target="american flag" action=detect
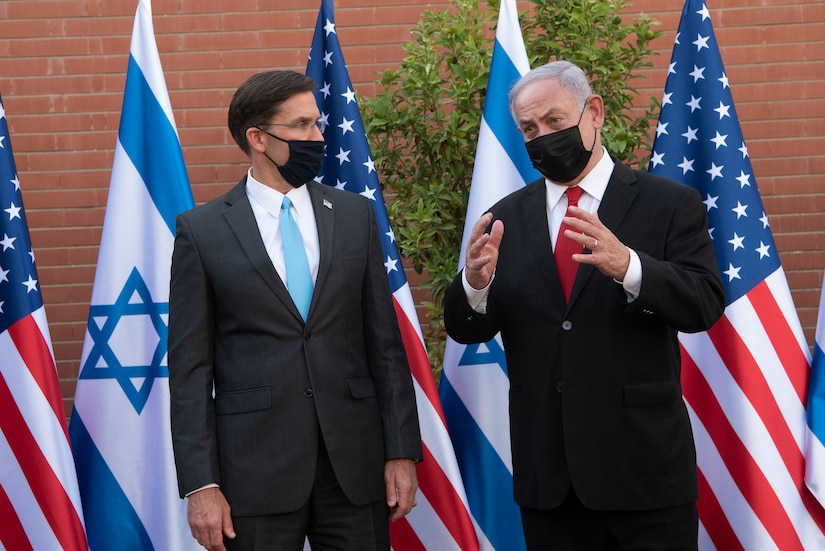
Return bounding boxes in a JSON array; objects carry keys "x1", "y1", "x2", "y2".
[
  {"x1": 306, "y1": 1, "x2": 479, "y2": 549},
  {"x1": 649, "y1": 1, "x2": 825, "y2": 548},
  {"x1": 0, "y1": 95, "x2": 88, "y2": 549}
]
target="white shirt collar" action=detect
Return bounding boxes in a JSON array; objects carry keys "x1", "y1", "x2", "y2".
[
  {"x1": 545, "y1": 146, "x2": 615, "y2": 208},
  {"x1": 245, "y1": 168, "x2": 313, "y2": 220}
]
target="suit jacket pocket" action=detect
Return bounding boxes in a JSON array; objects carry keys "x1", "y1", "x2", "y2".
[
  {"x1": 348, "y1": 377, "x2": 376, "y2": 399},
  {"x1": 215, "y1": 387, "x2": 271, "y2": 414},
  {"x1": 623, "y1": 381, "x2": 678, "y2": 407}
]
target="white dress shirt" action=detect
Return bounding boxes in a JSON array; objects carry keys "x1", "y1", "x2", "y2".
[{"x1": 245, "y1": 169, "x2": 320, "y2": 288}]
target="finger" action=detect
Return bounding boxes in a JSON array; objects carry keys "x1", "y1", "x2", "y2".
[
  {"x1": 566, "y1": 205, "x2": 599, "y2": 225},
  {"x1": 223, "y1": 509, "x2": 236, "y2": 541},
  {"x1": 388, "y1": 491, "x2": 414, "y2": 522},
  {"x1": 386, "y1": 479, "x2": 399, "y2": 509},
  {"x1": 468, "y1": 212, "x2": 493, "y2": 245},
  {"x1": 562, "y1": 228, "x2": 592, "y2": 249},
  {"x1": 562, "y1": 216, "x2": 596, "y2": 239},
  {"x1": 487, "y1": 219, "x2": 504, "y2": 249}
]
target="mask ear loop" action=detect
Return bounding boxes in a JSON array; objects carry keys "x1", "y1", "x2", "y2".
[
  {"x1": 577, "y1": 98, "x2": 598, "y2": 153},
  {"x1": 254, "y1": 126, "x2": 288, "y2": 169}
]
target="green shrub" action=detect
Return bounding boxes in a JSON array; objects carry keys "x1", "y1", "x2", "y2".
[{"x1": 362, "y1": 0, "x2": 662, "y2": 376}]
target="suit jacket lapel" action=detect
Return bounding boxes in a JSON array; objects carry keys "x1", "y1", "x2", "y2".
[
  {"x1": 521, "y1": 180, "x2": 568, "y2": 310},
  {"x1": 307, "y1": 181, "x2": 335, "y2": 319},
  {"x1": 222, "y1": 176, "x2": 300, "y2": 318}
]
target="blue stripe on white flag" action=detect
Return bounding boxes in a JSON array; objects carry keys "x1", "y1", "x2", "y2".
[
  {"x1": 810, "y1": 344, "x2": 825, "y2": 443},
  {"x1": 483, "y1": 40, "x2": 535, "y2": 185},
  {"x1": 806, "y1": 275, "x2": 825, "y2": 504},
  {"x1": 68, "y1": 414, "x2": 154, "y2": 550},
  {"x1": 440, "y1": 374, "x2": 523, "y2": 551},
  {"x1": 119, "y1": 55, "x2": 193, "y2": 233}
]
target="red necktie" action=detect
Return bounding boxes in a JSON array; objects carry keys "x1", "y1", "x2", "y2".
[{"x1": 554, "y1": 186, "x2": 584, "y2": 301}]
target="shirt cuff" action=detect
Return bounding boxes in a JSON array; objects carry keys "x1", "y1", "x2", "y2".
[
  {"x1": 462, "y1": 269, "x2": 493, "y2": 314},
  {"x1": 617, "y1": 247, "x2": 642, "y2": 302},
  {"x1": 185, "y1": 483, "x2": 220, "y2": 498}
]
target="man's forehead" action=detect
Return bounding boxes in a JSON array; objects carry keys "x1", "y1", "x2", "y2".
[{"x1": 515, "y1": 80, "x2": 576, "y2": 111}]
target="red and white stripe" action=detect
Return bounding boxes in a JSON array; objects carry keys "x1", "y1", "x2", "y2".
[
  {"x1": 389, "y1": 284, "x2": 479, "y2": 551},
  {"x1": 0, "y1": 306, "x2": 87, "y2": 551},
  {"x1": 681, "y1": 268, "x2": 825, "y2": 549}
]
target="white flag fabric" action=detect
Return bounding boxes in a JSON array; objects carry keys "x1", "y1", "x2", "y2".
[
  {"x1": 68, "y1": 1, "x2": 198, "y2": 549},
  {"x1": 0, "y1": 94, "x2": 88, "y2": 551},
  {"x1": 649, "y1": 0, "x2": 825, "y2": 547},
  {"x1": 439, "y1": 0, "x2": 539, "y2": 548}
]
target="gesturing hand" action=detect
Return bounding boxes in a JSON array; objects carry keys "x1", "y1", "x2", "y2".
[
  {"x1": 563, "y1": 206, "x2": 630, "y2": 281},
  {"x1": 464, "y1": 212, "x2": 504, "y2": 290}
]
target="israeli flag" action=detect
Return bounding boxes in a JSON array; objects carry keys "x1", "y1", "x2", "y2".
[
  {"x1": 439, "y1": 0, "x2": 538, "y2": 548},
  {"x1": 807, "y1": 272, "x2": 825, "y2": 505},
  {"x1": 68, "y1": 1, "x2": 197, "y2": 549}
]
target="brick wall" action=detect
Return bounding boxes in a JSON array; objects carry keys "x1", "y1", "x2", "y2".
[{"x1": 0, "y1": 0, "x2": 823, "y2": 416}]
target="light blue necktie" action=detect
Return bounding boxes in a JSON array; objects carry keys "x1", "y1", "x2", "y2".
[{"x1": 280, "y1": 196, "x2": 313, "y2": 320}]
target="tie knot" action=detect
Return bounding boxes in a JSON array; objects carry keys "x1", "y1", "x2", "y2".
[
  {"x1": 565, "y1": 186, "x2": 583, "y2": 207},
  {"x1": 281, "y1": 196, "x2": 293, "y2": 211}
]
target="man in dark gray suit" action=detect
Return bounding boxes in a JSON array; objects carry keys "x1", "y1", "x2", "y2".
[
  {"x1": 169, "y1": 71, "x2": 422, "y2": 551},
  {"x1": 444, "y1": 60, "x2": 725, "y2": 549}
]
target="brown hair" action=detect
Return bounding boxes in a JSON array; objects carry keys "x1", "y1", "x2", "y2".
[{"x1": 227, "y1": 71, "x2": 317, "y2": 154}]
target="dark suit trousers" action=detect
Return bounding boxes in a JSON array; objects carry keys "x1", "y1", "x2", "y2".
[
  {"x1": 227, "y1": 438, "x2": 390, "y2": 551},
  {"x1": 520, "y1": 487, "x2": 698, "y2": 551}
]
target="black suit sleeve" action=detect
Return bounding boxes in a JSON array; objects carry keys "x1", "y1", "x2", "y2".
[
  {"x1": 443, "y1": 270, "x2": 500, "y2": 345},
  {"x1": 168, "y1": 213, "x2": 221, "y2": 497},
  {"x1": 629, "y1": 185, "x2": 725, "y2": 333}
]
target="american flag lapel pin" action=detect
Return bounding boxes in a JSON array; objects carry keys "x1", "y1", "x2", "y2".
[{"x1": 323, "y1": 198, "x2": 332, "y2": 210}]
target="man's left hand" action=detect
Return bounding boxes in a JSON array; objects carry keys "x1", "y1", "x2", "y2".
[
  {"x1": 564, "y1": 205, "x2": 630, "y2": 281},
  {"x1": 385, "y1": 458, "x2": 418, "y2": 522}
]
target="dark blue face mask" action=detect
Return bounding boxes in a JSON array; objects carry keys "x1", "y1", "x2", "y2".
[
  {"x1": 525, "y1": 105, "x2": 597, "y2": 183},
  {"x1": 256, "y1": 127, "x2": 325, "y2": 188}
]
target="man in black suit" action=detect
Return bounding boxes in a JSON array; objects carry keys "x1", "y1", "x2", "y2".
[
  {"x1": 444, "y1": 60, "x2": 725, "y2": 549},
  {"x1": 169, "y1": 71, "x2": 422, "y2": 551}
]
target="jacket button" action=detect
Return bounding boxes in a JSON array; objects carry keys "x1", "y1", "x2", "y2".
[
  {"x1": 304, "y1": 332, "x2": 313, "y2": 341},
  {"x1": 562, "y1": 320, "x2": 573, "y2": 331},
  {"x1": 556, "y1": 382, "x2": 563, "y2": 392},
  {"x1": 304, "y1": 388, "x2": 314, "y2": 398}
]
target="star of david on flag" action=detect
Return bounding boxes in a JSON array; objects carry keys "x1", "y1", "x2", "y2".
[
  {"x1": 68, "y1": 1, "x2": 200, "y2": 549},
  {"x1": 648, "y1": 1, "x2": 825, "y2": 547},
  {"x1": 306, "y1": 1, "x2": 478, "y2": 548},
  {"x1": 80, "y1": 267, "x2": 169, "y2": 414}
]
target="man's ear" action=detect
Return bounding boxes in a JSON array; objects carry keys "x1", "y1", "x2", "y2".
[
  {"x1": 586, "y1": 95, "x2": 606, "y2": 129},
  {"x1": 246, "y1": 126, "x2": 267, "y2": 153}
]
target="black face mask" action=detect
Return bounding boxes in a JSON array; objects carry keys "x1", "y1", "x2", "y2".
[
  {"x1": 256, "y1": 127, "x2": 325, "y2": 188},
  {"x1": 525, "y1": 106, "x2": 597, "y2": 183}
]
